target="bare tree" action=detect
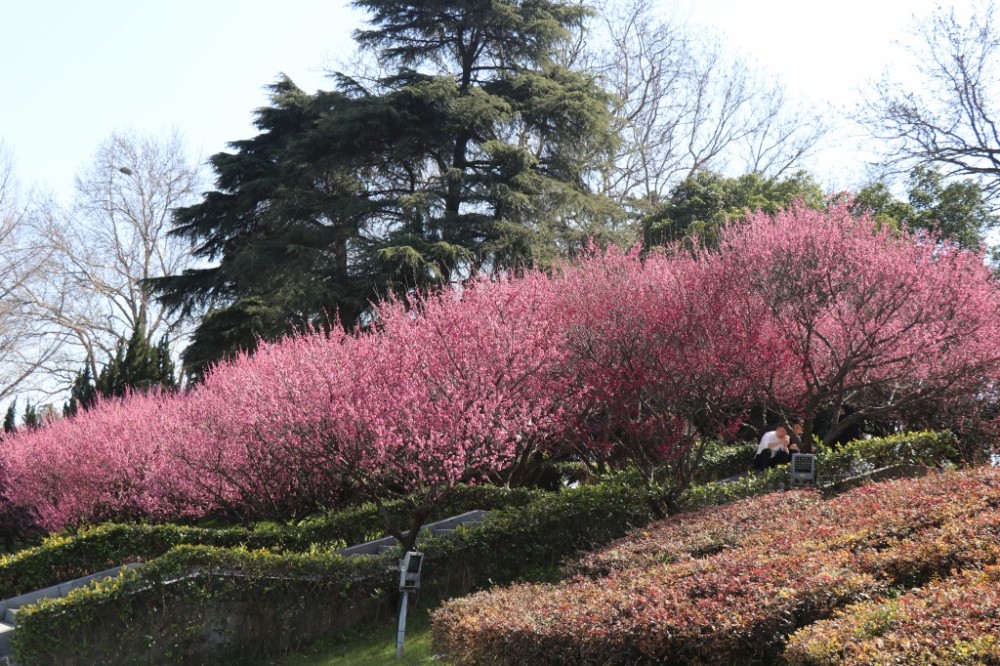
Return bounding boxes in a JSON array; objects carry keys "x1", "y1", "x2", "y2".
[
  {"x1": 864, "y1": 3, "x2": 1000, "y2": 204},
  {"x1": 583, "y1": 0, "x2": 827, "y2": 213},
  {"x1": 0, "y1": 146, "x2": 62, "y2": 402},
  {"x1": 22, "y1": 130, "x2": 201, "y2": 383}
]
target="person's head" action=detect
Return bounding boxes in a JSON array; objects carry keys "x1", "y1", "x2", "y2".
[
  {"x1": 791, "y1": 422, "x2": 803, "y2": 435},
  {"x1": 774, "y1": 424, "x2": 788, "y2": 438}
]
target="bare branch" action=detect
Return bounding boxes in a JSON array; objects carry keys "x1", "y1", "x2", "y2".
[
  {"x1": 582, "y1": 0, "x2": 827, "y2": 213},
  {"x1": 0, "y1": 145, "x2": 65, "y2": 401},
  {"x1": 22, "y1": 130, "x2": 202, "y2": 385},
  {"x1": 862, "y1": 2, "x2": 1000, "y2": 205}
]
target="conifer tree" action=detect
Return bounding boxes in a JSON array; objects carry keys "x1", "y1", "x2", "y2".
[
  {"x1": 153, "y1": 0, "x2": 618, "y2": 377},
  {"x1": 21, "y1": 401, "x2": 39, "y2": 430},
  {"x1": 94, "y1": 318, "x2": 177, "y2": 399},
  {"x1": 63, "y1": 360, "x2": 98, "y2": 417},
  {"x1": 3, "y1": 400, "x2": 16, "y2": 435}
]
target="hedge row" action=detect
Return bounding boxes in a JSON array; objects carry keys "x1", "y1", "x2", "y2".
[
  {"x1": 690, "y1": 427, "x2": 961, "y2": 490},
  {"x1": 0, "y1": 484, "x2": 541, "y2": 600},
  {"x1": 10, "y1": 480, "x2": 664, "y2": 664},
  {"x1": 785, "y1": 565, "x2": 1000, "y2": 665},
  {"x1": 10, "y1": 545, "x2": 390, "y2": 665},
  {"x1": 432, "y1": 466, "x2": 1000, "y2": 665},
  {"x1": 1, "y1": 430, "x2": 953, "y2": 603},
  {"x1": 816, "y1": 429, "x2": 962, "y2": 479},
  {"x1": 691, "y1": 439, "x2": 756, "y2": 483}
]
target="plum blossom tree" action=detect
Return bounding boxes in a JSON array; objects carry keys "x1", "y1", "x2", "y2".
[
  {"x1": 311, "y1": 275, "x2": 583, "y2": 549},
  {"x1": 716, "y1": 202, "x2": 1000, "y2": 446},
  {"x1": 5, "y1": 204, "x2": 1000, "y2": 532},
  {"x1": 161, "y1": 334, "x2": 352, "y2": 523},
  {"x1": 1, "y1": 390, "x2": 191, "y2": 530},
  {"x1": 554, "y1": 247, "x2": 783, "y2": 511}
]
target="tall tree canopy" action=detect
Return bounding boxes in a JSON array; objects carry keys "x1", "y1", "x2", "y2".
[
  {"x1": 23, "y1": 131, "x2": 200, "y2": 389},
  {"x1": 643, "y1": 170, "x2": 825, "y2": 248},
  {"x1": 853, "y1": 166, "x2": 997, "y2": 253},
  {"x1": 154, "y1": 0, "x2": 618, "y2": 377}
]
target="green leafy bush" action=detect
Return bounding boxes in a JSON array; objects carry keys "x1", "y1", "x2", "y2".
[
  {"x1": 692, "y1": 440, "x2": 756, "y2": 483},
  {"x1": 785, "y1": 565, "x2": 1000, "y2": 665},
  {"x1": 816, "y1": 429, "x2": 961, "y2": 480},
  {"x1": 6, "y1": 431, "x2": 960, "y2": 664},
  {"x1": 11, "y1": 546, "x2": 390, "y2": 665},
  {"x1": 0, "y1": 484, "x2": 541, "y2": 600},
  {"x1": 9, "y1": 482, "x2": 656, "y2": 665}
]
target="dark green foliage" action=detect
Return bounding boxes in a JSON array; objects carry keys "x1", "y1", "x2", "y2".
[
  {"x1": 153, "y1": 0, "x2": 618, "y2": 378},
  {"x1": 3, "y1": 400, "x2": 16, "y2": 435},
  {"x1": 816, "y1": 429, "x2": 961, "y2": 479},
  {"x1": 644, "y1": 170, "x2": 825, "y2": 247},
  {"x1": 62, "y1": 362, "x2": 97, "y2": 418},
  {"x1": 20, "y1": 401, "x2": 39, "y2": 430},
  {"x1": 853, "y1": 166, "x2": 997, "y2": 251},
  {"x1": 93, "y1": 319, "x2": 176, "y2": 399},
  {"x1": 691, "y1": 440, "x2": 757, "y2": 484},
  {"x1": 9, "y1": 547, "x2": 390, "y2": 666},
  {"x1": 0, "y1": 484, "x2": 542, "y2": 600}
]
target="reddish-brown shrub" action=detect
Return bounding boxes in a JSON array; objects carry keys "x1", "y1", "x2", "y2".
[
  {"x1": 433, "y1": 468, "x2": 1000, "y2": 665},
  {"x1": 785, "y1": 565, "x2": 1000, "y2": 665}
]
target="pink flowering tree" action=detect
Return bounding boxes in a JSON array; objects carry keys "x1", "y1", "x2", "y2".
[
  {"x1": 313, "y1": 274, "x2": 584, "y2": 550},
  {"x1": 1, "y1": 390, "x2": 193, "y2": 531},
  {"x1": 0, "y1": 458, "x2": 34, "y2": 549},
  {"x1": 555, "y1": 248, "x2": 783, "y2": 512},
  {"x1": 716, "y1": 202, "x2": 1000, "y2": 447},
  {"x1": 163, "y1": 331, "x2": 355, "y2": 523}
]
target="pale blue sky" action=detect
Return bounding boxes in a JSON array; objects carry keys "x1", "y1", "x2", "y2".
[
  {"x1": 0, "y1": 0, "x2": 960, "y2": 199},
  {"x1": 1, "y1": 1, "x2": 364, "y2": 196}
]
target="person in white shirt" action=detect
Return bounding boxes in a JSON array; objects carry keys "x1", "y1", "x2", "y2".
[{"x1": 753, "y1": 424, "x2": 796, "y2": 471}]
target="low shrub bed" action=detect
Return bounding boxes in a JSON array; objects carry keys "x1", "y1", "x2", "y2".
[
  {"x1": 434, "y1": 540, "x2": 882, "y2": 665},
  {"x1": 0, "y1": 484, "x2": 542, "y2": 600},
  {"x1": 573, "y1": 430, "x2": 964, "y2": 580},
  {"x1": 568, "y1": 489, "x2": 823, "y2": 578},
  {"x1": 785, "y1": 565, "x2": 1000, "y2": 665},
  {"x1": 432, "y1": 466, "x2": 1000, "y2": 665},
  {"x1": 853, "y1": 500, "x2": 1000, "y2": 588}
]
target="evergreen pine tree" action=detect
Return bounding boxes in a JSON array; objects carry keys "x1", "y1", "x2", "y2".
[
  {"x1": 95, "y1": 317, "x2": 178, "y2": 398},
  {"x1": 22, "y1": 401, "x2": 40, "y2": 430},
  {"x1": 63, "y1": 359, "x2": 99, "y2": 417},
  {"x1": 3, "y1": 400, "x2": 16, "y2": 436},
  {"x1": 153, "y1": 0, "x2": 619, "y2": 377},
  {"x1": 96, "y1": 339, "x2": 127, "y2": 399}
]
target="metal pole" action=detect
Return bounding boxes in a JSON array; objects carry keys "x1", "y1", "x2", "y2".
[{"x1": 396, "y1": 589, "x2": 409, "y2": 659}]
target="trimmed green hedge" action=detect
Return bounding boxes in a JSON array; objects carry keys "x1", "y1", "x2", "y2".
[
  {"x1": 11, "y1": 483, "x2": 661, "y2": 665},
  {"x1": 0, "y1": 484, "x2": 541, "y2": 600},
  {"x1": 816, "y1": 429, "x2": 960, "y2": 479},
  {"x1": 692, "y1": 439, "x2": 756, "y2": 484},
  {"x1": 11, "y1": 546, "x2": 391, "y2": 665},
  {"x1": 690, "y1": 430, "x2": 959, "y2": 489}
]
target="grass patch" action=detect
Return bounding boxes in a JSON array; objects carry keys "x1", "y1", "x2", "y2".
[
  {"x1": 281, "y1": 600, "x2": 439, "y2": 665},
  {"x1": 281, "y1": 563, "x2": 564, "y2": 665}
]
